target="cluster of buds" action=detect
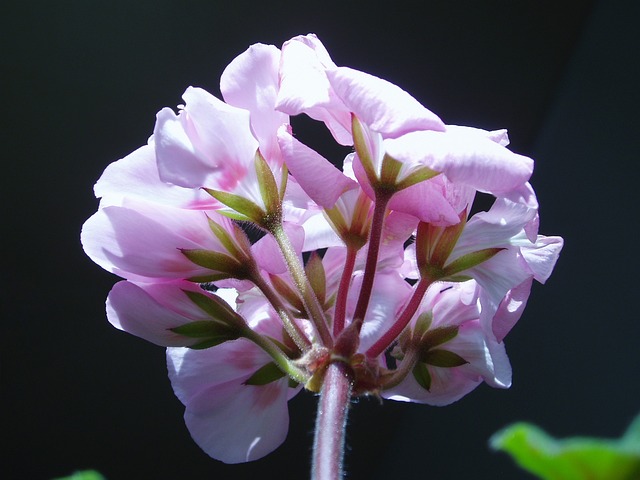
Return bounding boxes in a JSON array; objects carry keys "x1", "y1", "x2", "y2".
[{"x1": 82, "y1": 34, "x2": 562, "y2": 464}]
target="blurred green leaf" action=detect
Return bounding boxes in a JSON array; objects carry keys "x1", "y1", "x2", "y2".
[
  {"x1": 52, "y1": 471, "x2": 106, "y2": 480},
  {"x1": 490, "y1": 414, "x2": 640, "y2": 479}
]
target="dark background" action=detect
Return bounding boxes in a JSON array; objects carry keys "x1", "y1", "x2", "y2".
[{"x1": 3, "y1": 0, "x2": 639, "y2": 478}]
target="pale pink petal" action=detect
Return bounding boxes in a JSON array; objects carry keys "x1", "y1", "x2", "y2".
[
  {"x1": 167, "y1": 344, "x2": 295, "y2": 463},
  {"x1": 106, "y1": 280, "x2": 217, "y2": 346},
  {"x1": 183, "y1": 378, "x2": 290, "y2": 463},
  {"x1": 155, "y1": 87, "x2": 258, "y2": 189},
  {"x1": 327, "y1": 67, "x2": 445, "y2": 138},
  {"x1": 384, "y1": 128, "x2": 533, "y2": 194},
  {"x1": 345, "y1": 272, "x2": 413, "y2": 353},
  {"x1": 520, "y1": 235, "x2": 564, "y2": 284},
  {"x1": 277, "y1": 125, "x2": 357, "y2": 208},
  {"x1": 388, "y1": 180, "x2": 461, "y2": 225},
  {"x1": 81, "y1": 200, "x2": 228, "y2": 280},
  {"x1": 385, "y1": 366, "x2": 482, "y2": 406},
  {"x1": 221, "y1": 43, "x2": 288, "y2": 163},
  {"x1": 276, "y1": 36, "x2": 352, "y2": 144},
  {"x1": 251, "y1": 222, "x2": 305, "y2": 275},
  {"x1": 491, "y1": 278, "x2": 533, "y2": 342},
  {"x1": 94, "y1": 144, "x2": 214, "y2": 209}
]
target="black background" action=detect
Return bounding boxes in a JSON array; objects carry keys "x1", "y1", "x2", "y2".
[{"x1": 3, "y1": 0, "x2": 639, "y2": 479}]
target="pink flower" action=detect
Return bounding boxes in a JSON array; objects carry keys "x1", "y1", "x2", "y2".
[
  {"x1": 106, "y1": 280, "x2": 242, "y2": 347},
  {"x1": 82, "y1": 33, "x2": 564, "y2": 467},
  {"x1": 383, "y1": 281, "x2": 512, "y2": 406},
  {"x1": 81, "y1": 198, "x2": 252, "y2": 282},
  {"x1": 166, "y1": 288, "x2": 301, "y2": 463}
]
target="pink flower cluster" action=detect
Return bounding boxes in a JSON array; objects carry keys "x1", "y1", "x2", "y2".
[{"x1": 81, "y1": 34, "x2": 563, "y2": 464}]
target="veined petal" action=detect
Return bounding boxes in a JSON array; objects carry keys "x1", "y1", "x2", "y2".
[
  {"x1": 183, "y1": 378, "x2": 291, "y2": 463},
  {"x1": 276, "y1": 36, "x2": 353, "y2": 145},
  {"x1": 327, "y1": 67, "x2": 445, "y2": 138},
  {"x1": 94, "y1": 143, "x2": 215, "y2": 209},
  {"x1": 106, "y1": 280, "x2": 224, "y2": 346},
  {"x1": 81, "y1": 200, "x2": 232, "y2": 280},
  {"x1": 155, "y1": 87, "x2": 259, "y2": 190},
  {"x1": 221, "y1": 43, "x2": 288, "y2": 164},
  {"x1": 385, "y1": 128, "x2": 533, "y2": 194},
  {"x1": 277, "y1": 125, "x2": 357, "y2": 208}
]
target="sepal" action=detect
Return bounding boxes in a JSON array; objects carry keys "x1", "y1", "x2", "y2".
[{"x1": 244, "y1": 362, "x2": 287, "y2": 386}]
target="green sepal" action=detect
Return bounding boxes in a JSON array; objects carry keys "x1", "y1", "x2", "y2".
[
  {"x1": 422, "y1": 348, "x2": 468, "y2": 367},
  {"x1": 305, "y1": 251, "x2": 326, "y2": 306},
  {"x1": 395, "y1": 166, "x2": 440, "y2": 190},
  {"x1": 186, "y1": 273, "x2": 231, "y2": 283},
  {"x1": 183, "y1": 290, "x2": 239, "y2": 325},
  {"x1": 270, "y1": 274, "x2": 305, "y2": 314},
  {"x1": 288, "y1": 377, "x2": 299, "y2": 388},
  {"x1": 413, "y1": 312, "x2": 433, "y2": 339},
  {"x1": 254, "y1": 150, "x2": 281, "y2": 215},
  {"x1": 351, "y1": 115, "x2": 378, "y2": 185},
  {"x1": 490, "y1": 414, "x2": 640, "y2": 480},
  {"x1": 180, "y1": 248, "x2": 243, "y2": 274},
  {"x1": 244, "y1": 362, "x2": 286, "y2": 386},
  {"x1": 421, "y1": 325, "x2": 460, "y2": 349},
  {"x1": 443, "y1": 247, "x2": 505, "y2": 277},
  {"x1": 412, "y1": 362, "x2": 432, "y2": 391},
  {"x1": 204, "y1": 188, "x2": 266, "y2": 223},
  {"x1": 279, "y1": 163, "x2": 289, "y2": 201},
  {"x1": 379, "y1": 154, "x2": 402, "y2": 188},
  {"x1": 189, "y1": 335, "x2": 239, "y2": 349},
  {"x1": 170, "y1": 320, "x2": 235, "y2": 338},
  {"x1": 207, "y1": 217, "x2": 250, "y2": 260}
]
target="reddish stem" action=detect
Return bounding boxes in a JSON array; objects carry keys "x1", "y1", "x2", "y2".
[
  {"x1": 351, "y1": 191, "x2": 391, "y2": 327},
  {"x1": 365, "y1": 276, "x2": 433, "y2": 358},
  {"x1": 333, "y1": 246, "x2": 358, "y2": 337}
]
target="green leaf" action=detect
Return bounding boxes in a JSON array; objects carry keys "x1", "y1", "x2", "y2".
[
  {"x1": 490, "y1": 415, "x2": 640, "y2": 480},
  {"x1": 422, "y1": 348, "x2": 468, "y2": 367},
  {"x1": 52, "y1": 471, "x2": 106, "y2": 480},
  {"x1": 412, "y1": 362, "x2": 432, "y2": 391},
  {"x1": 244, "y1": 362, "x2": 286, "y2": 386},
  {"x1": 204, "y1": 188, "x2": 266, "y2": 223}
]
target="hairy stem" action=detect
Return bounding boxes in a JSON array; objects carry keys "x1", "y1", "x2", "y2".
[
  {"x1": 251, "y1": 269, "x2": 312, "y2": 352},
  {"x1": 312, "y1": 361, "x2": 353, "y2": 480},
  {"x1": 270, "y1": 222, "x2": 334, "y2": 347},
  {"x1": 242, "y1": 328, "x2": 309, "y2": 384}
]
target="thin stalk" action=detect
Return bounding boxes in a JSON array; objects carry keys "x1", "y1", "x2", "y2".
[
  {"x1": 312, "y1": 361, "x2": 353, "y2": 480},
  {"x1": 333, "y1": 246, "x2": 358, "y2": 337},
  {"x1": 251, "y1": 270, "x2": 312, "y2": 352},
  {"x1": 366, "y1": 276, "x2": 433, "y2": 358},
  {"x1": 351, "y1": 191, "x2": 392, "y2": 327},
  {"x1": 270, "y1": 222, "x2": 334, "y2": 347},
  {"x1": 381, "y1": 345, "x2": 420, "y2": 390},
  {"x1": 242, "y1": 327, "x2": 309, "y2": 384}
]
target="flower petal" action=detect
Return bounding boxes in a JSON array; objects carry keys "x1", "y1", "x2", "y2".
[
  {"x1": 327, "y1": 67, "x2": 445, "y2": 138},
  {"x1": 277, "y1": 125, "x2": 357, "y2": 208}
]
